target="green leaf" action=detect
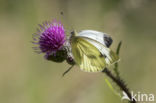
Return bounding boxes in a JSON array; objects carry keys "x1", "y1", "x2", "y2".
[{"x1": 105, "y1": 78, "x2": 121, "y2": 98}]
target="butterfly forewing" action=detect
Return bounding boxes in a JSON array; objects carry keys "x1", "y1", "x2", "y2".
[{"x1": 78, "y1": 30, "x2": 113, "y2": 47}]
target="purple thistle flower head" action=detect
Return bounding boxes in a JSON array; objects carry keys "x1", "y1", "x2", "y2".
[{"x1": 32, "y1": 20, "x2": 67, "y2": 62}]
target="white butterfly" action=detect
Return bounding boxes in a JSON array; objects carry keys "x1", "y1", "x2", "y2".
[{"x1": 69, "y1": 30, "x2": 119, "y2": 72}]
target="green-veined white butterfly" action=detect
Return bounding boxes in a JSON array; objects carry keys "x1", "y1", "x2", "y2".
[{"x1": 69, "y1": 30, "x2": 119, "y2": 72}]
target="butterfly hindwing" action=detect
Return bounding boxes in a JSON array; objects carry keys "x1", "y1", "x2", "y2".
[
  {"x1": 71, "y1": 37, "x2": 106, "y2": 72},
  {"x1": 81, "y1": 37, "x2": 119, "y2": 65}
]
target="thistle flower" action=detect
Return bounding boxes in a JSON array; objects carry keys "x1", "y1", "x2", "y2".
[{"x1": 32, "y1": 20, "x2": 67, "y2": 62}]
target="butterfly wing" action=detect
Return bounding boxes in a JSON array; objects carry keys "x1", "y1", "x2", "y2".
[
  {"x1": 71, "y1": 37, "x2": 106, "y2": 72},
  {"x1": 82, "y1": 37, "x2": 119, "y2": 65},
  {"x1": 78, "y1": 30, "x2": 113, "y2": 47}
]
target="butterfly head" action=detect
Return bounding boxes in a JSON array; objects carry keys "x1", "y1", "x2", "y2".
[
  {"x1": 71, "y1": 30, "x2": 78, "y2": 36},
  {"x1": 69, "y1": 30, "x2": 78, "y2": 43}
]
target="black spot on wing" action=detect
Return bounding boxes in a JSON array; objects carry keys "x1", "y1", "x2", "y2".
[
  {"x1": 87, "y1": 55, "x2": 97, "y2": 59},
  {"x1": 99, "y1": 52, "x2": 106, "y2": 58},
  {"x1": 99, "y1": 53, "x2": 103, "y2": 58},
  {"x1": 103, "y1": 35, "x2": 113, "y2": 47}
]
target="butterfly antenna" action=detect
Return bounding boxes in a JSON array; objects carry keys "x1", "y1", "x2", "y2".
[
  {"x1": 59, "y1": 11, "x2": 75, "y2": 37},
  {"x1": 62, "y1": 65, "x2": 74, "y2": 77}
]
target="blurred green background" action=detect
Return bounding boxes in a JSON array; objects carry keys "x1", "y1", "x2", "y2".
[{"x1": 0, "y1": 0, "x2": 156, "y2": 103}]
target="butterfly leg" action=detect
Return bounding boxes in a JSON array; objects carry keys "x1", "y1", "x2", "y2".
[{"x1": 62, "y1": 65, "x2": 74, "y2": 77}]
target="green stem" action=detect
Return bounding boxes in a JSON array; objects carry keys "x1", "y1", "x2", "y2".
[
  {"x1": 114, "y1": 41, "x2": 122, "y2": 78},
  {"x1": 102, "y1": 68, "x2": 136, "y2": 103}
]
